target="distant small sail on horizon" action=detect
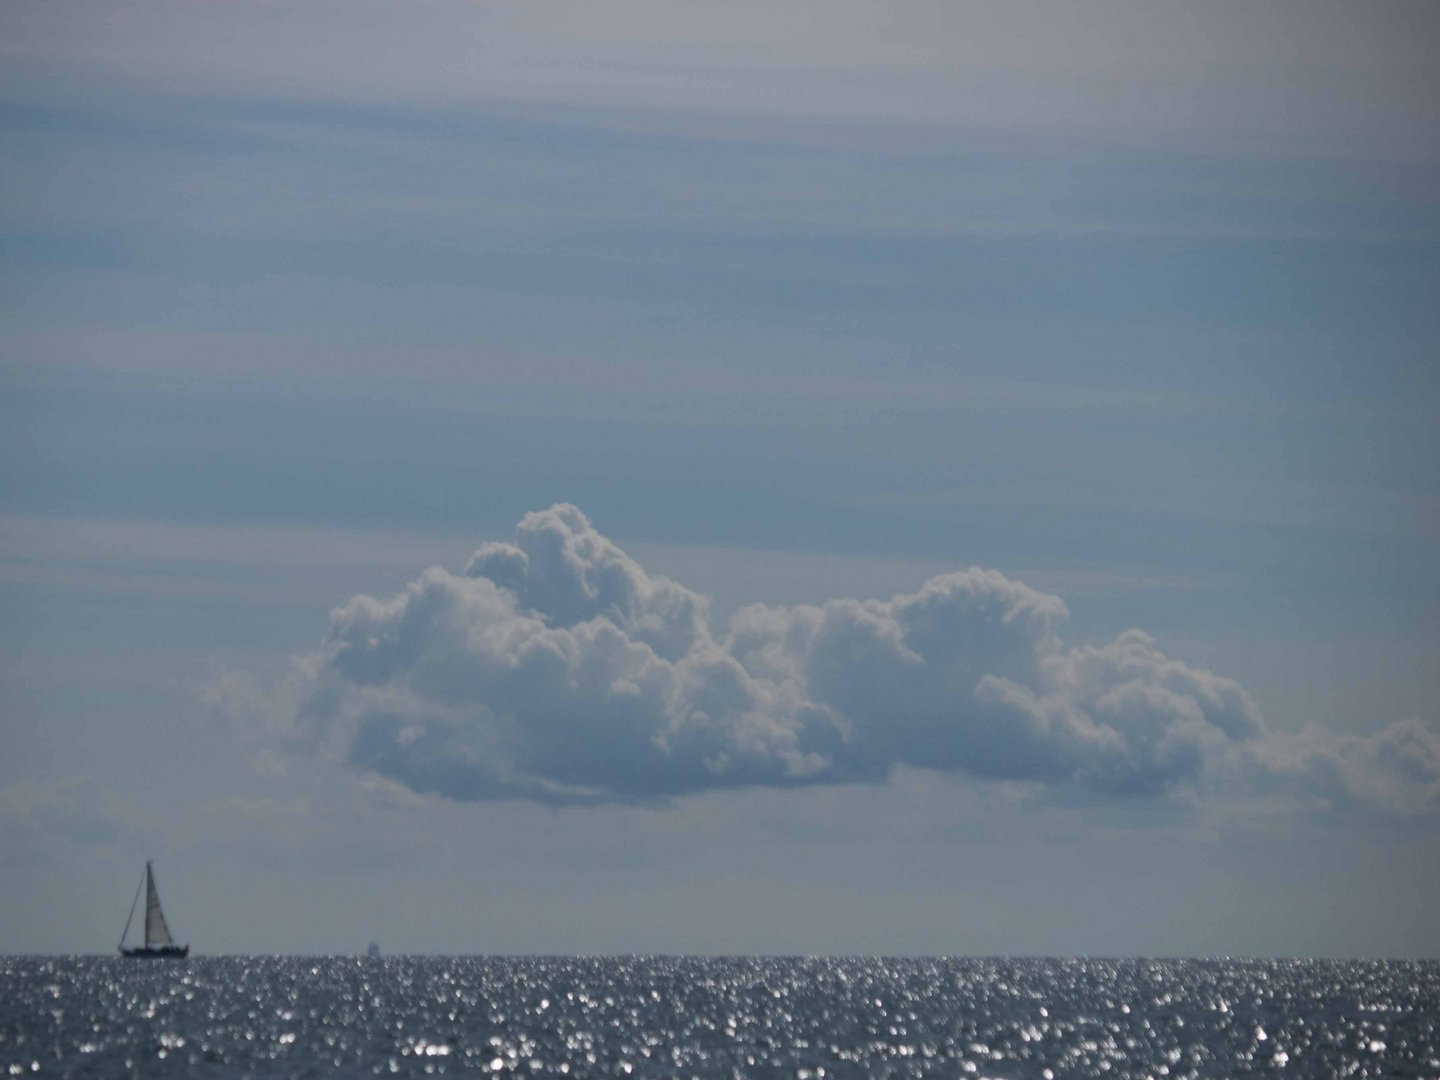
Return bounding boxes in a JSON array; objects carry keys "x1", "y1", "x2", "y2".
[
  {"x1": 119, "y1": 861, "x2": 189, "y2": 958},
  {"x1": 367, "y1": 941, "x2": 381, "y2": 958}
]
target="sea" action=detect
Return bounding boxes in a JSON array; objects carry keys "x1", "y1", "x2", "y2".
[{"x1": 3, "y1": 956, "x2": 1437, "y2": 1078}]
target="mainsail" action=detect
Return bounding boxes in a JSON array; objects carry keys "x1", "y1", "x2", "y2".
[{"x1": 144, "y1": 863, "x2": 175, "y2": 948}]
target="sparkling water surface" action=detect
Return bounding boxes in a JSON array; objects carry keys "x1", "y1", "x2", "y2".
[{"x1": 3, "y1": 957, "x2": 1437, "y2": 1078}]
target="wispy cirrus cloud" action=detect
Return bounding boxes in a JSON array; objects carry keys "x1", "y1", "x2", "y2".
[{"x1": 257, "y1": 505, "x2": 1437, "y2": 817}]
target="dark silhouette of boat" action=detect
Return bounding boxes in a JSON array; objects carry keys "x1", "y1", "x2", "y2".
[{"x1": 118, "y1": 861, "x2": 189, "y2": 958}]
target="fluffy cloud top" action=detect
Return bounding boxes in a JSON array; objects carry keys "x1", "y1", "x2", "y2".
[{"x1": 285, "y1": 505, "x2": 1434, "y2": 815}]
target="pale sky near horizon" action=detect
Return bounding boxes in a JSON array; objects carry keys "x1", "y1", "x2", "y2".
[{"x1": 2, "y1": 0, "x2": 1438, "y2": 957}]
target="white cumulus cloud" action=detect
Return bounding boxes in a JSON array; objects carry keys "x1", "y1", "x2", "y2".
[{"x1": 274, "y1": 504, "x2": 1435, "y2": 817}]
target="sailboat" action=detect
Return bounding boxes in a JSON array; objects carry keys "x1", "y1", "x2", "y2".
[{"x1": 119, "y1": 861, "x2": 190, "y2": 958}]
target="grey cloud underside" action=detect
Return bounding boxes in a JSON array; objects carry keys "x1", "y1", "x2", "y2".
[{"x1": 291, "y1": 505, "x2": 1437, "y2": 815}]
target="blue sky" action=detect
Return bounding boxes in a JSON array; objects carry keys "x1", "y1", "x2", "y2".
[{"x1": 2, "y1": 0, "x2": 1438, "y2": 956}]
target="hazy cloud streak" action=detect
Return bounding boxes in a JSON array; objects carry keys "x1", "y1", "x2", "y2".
[{"x1": 6, "y1": 0, "x2": 1436, "y2": 155}]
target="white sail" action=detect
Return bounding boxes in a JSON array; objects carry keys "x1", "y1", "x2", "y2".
[{"x1": 144, "y1": 863, "x2": 175, "y2": 948}]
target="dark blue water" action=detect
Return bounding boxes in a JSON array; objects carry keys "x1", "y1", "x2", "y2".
[{"x1": 3, "y1": 957, "x2": 1437, "y2": 1078}]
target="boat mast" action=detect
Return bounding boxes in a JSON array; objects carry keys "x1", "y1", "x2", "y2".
[
  {"x1": 145, "y1": 863, "x2": 155, "y2": 946},
  {"x1": 119, "y1": 867, "x2": 144, "y2": 949}
]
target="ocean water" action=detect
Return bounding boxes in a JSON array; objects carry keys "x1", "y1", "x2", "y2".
[{"x1": 3, "y1": 957, "x2": 1437, "y2": 1078}]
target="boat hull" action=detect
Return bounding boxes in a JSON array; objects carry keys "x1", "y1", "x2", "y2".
[{"x1": 120, "y1": 945, "x2": 189, "y2": 958}]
